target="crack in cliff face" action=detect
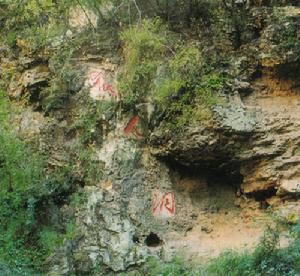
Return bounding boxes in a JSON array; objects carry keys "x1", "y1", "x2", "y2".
[
  {"x1": 276, "y1": 62, "x2": 300, "y2": 79},
  {"x1": 246, "y1": 186, "x2": 278, "y2": 209}
]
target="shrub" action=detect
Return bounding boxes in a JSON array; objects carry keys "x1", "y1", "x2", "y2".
[
  {"x1": 0, "y1": 92, "x2": 44, "y2": 270},
  {"x1": 154, "y1": 45, "x2": 203, "y2": 102},
  {"x1": 41, "y1": 78, "x2": 70, "y2": 113},
  {"x1": 147, "y1": 255, "x2": 206, "y2": 276},
  {"x1": 0, "y1": 92, "x2": 77, "y2": 272},
  {"x1": 156, "y1": 45, "x2": 223, "y2": 128},
  {"x1": 118, "y1": 19, "x2": 167, "y2": 109},
  {"x1": 39, "y1": 228, "x2": 64, "y2": 256},
  {"x1": 0, "y1": 0, "x2": 70, "y2": 50},
  {"x1": 119, "y1": 21, "x2": 223, "y2": 130},
  {"x1": 5, "y1": 31, "x2": 17, "y2": 48},
  {"x1": 207, "y1": 223, "x2": 300, "y2": 276},
  {"x1": 77, "y1": 147, "x2": 104, "y2": 185}
]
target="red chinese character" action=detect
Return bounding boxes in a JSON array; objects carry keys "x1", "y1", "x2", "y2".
[
  {"x1": 89, "y1": 71, "x2": 118, "y2": 99},
  {"x1": 163, "y1": 192, "x2": 175, "y2": 214},
  {"x1": 124, "y1": 116, "x2": 143, "y2": 139},
  {"x1": 152, "y1": 190, "x2": 175, "y2": 218}
]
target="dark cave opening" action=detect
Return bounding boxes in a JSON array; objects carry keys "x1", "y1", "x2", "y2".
[
  {"x1": 162, "y1": 158, "x2": 283, "y2": 214},
  {"x1": 275, "y1": 62, "x2": 300, "y2": 79},
  {"x1": 207, "y1": 169, "x2": 244, "y2": 189},
  {"x1": 247, "y1": 186, "x2": 278, "y2": 209},
  {"x1": 163, "y1": 158, "x2": 245, "y2": 212},
  {"x1": 248, "y1": 186, "x2": 277, "y2": 201},
  {"x1": 145, "y1": 233, "x2": 163, "y2": 247},
  {"x1": 165, "y1": 158, "x2": 244, "y2": 191}
]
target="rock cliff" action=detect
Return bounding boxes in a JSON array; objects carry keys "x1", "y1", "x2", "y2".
[{"x1": 0, "y1": 1, "x2": 299, "y2": 275}]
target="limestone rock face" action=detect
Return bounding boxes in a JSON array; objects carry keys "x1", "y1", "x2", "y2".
[
  {"x1": 2, "y1": 2, "x2": 300, "y2": 275},
  {"x1": 151, "y1": 74, "x2": 300, "y2": 198},
  {"x1": 8, "y1": 64, "x2": 50, "y2": 99},
  {"x1": 240, "y1": 75, "x2": 300, "y2": 194},
  {"x1": 151, "y1": 7, "x2": 300, "y2": 197}
]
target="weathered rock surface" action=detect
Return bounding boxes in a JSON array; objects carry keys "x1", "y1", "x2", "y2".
[
  {"x1": 8, "y1": 64, "x2": 50, "y2": 99},
  {"x1": 151, "y1": 7, "x2": 300, "y2": 199},
  {"x1": 151, "y1": 76, "x2": 300, "y2": 197},
  {"x1": 1, "y1": 2, "x2": 300, "y2": 275}
]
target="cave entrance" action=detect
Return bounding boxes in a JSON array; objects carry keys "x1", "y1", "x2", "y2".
[
  {"x1": 249, "y1": 186, "x2": 277, "y2": 201},
  {"x1": 158, "y1": 159, "x2": 272, "y2": 261},
  {"x1": 167, "y1": 160, "x2": 244, "y2": 212},
  {"x1": 145, "y1": 233, "x2": 163, "y2": 247}
]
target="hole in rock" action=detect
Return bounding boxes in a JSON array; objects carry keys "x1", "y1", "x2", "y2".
[
  {"x1": 145, "y1": 233, "x2": 162, "y2": 247},
  {"x1": 276, "y1": 62, "x2": 300, "y2": 79},
  {"x1": 248, "y1": 186, "x2": 277, "y2": 202},
  {"x1": 132, "y1": 235, "x2": 139, "y2": 244},
  {"x1": 166, "y1": 158, "x2": 243, "y2": 188}
]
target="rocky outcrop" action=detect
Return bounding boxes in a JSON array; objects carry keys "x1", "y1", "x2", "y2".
[
  {"x1": 240, "y1": 74, "x2": 300, "y2": 194},
  {"x1": 1, "y1": 2, "x2": 300, "y2": 275},
  {"x1": 8, "y1": 64, "x2": 50, "y2": 100},
  {"x1": 151, "y1": 80, "x2": 300, "y2": 196},
  {"x1": 151, "y1": 7, "x2": 300, "y2": 199}
]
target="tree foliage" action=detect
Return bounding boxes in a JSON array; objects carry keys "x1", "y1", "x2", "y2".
[{"x1": 0, "y1": 92, "x2": 76, "y2": 272}]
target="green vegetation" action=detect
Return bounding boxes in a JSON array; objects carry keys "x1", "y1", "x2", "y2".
[
  {"x1": 0, "y1": 90, "x2": 100, "y2": 273},
  {"x1": 0, "y1": 92, "x2": 77, "y2": 272},
  {"x1": 41, "y1": 78, "x2": 70, "y2": 113},
  {"x1": 272, "y1": 15, "x2": 300, "y2": 53},
  {"x1": 0, "y1": 0, "x2": 70, "y2": 50},
  {"x1": 38, "y1": 227, "x2": 64, "y2": 256},
  {"x1": 38, "y1": 220, "x2": 76, "y2": 261},
  {"x1": 119, "y1": 19, "x2": 224, "y2": 130},
  {"x1": 0, "y1": 93, "x2": 40, "y2": 270},
  {"x1": 67, "y1": 99, "x2": 117, "y2": 145},
  {"x1": 146, "y1": 221, "x2": 300, "y2": 276},
  {"x1": 76, "y1": 147, "x2": 104, "y2": 184},
  {"x1": 0, "y1": 92, "x2": 42, "y2": 270},
  {"x1": 119, "y1": 19, "x2": 168, "y2": 109},
  {"x1": 207, "y1": 223, "x2": 300, "y2": 276},
  {"x1": 147, "y1": 255, "x2": 206, "y2": 276}
]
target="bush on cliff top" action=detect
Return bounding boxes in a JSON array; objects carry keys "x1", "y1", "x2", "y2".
[
  {"x1": 118, "y1": 19, "x2": 168, "y2": 109},
  {"x1": 118, "y1": 19, "x2": 224, "y2": 130}
]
